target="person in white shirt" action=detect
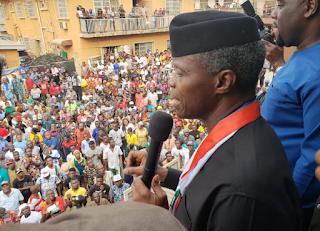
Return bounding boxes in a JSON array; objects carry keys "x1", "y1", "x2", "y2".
[
  {"x1": 140, "y1": 53, "x2": 148, "y2": 67},
  {"x1": 19, "y1": 204, "x2": 42, "y2": 224},
  {"x1": 103, "y1": 138, "x2": 123, "y2": 175},
  {"x1": 42, "y1": 156, "x2": 60, "y2": 177},
  {"x1": 171, "y1": 139, "x2": 190, "y2": 168},
  {"x1": 5, "y1": 143, "x2": 23, "y2": 160},
  {"x1": 147, "y1": 88, "x2": 158, "y2": 107}
]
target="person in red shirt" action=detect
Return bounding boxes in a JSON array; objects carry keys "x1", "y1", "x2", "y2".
[
  {"x1": 49, "y1": 82, "x2": 61, "y2": 96},
  {"x1": 40, "y1": 189, "x2": 65, "y2": 219},
  {"x1": 62, "y1": 135, "x2": 79, "y2": 157},
  {"x1": 25, "y1": 75, "x2": 35, "y2": 91},
  {"x1": 38, "y1": 78, "x2": 49, "y2": 97},
  {"x1": 0, "y1": 121, "x2": 9, "y2": 138},
  {"x1": 129, "y1": 77, "x2": 139, "y2": 90},
  {"x1": 135, "y1": 88, "x2": 143, "y2": 107},
  {"x1": 116, "y1": 95, "x2": 128, "y2": 109}
]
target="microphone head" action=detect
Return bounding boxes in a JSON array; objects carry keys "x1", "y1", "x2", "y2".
[{"x1": 148, "y1": 111, "x2": 173, "y2": 141}]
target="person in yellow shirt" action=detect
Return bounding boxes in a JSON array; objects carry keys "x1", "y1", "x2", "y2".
[
  {"x1": 6, "y1": 161, "x2": 28, "y2": 187},
  {"x1": 30, "y1": 128, "x2": 43, "y2": 142},
  {"x1": 64, "y1": 177, "x2": 88, "y2": 210},
  {"x1": 127, "y1": 127, "x2": 138, "y2": 146}
]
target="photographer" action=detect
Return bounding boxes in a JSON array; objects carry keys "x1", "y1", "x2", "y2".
[{"x1": 261, "y1": 0, "x2": 320, "y2": 230}]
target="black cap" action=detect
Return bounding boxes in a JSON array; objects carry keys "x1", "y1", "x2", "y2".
[{"x1": 169, "y1": 10, "x2": 261, "y2": 57}]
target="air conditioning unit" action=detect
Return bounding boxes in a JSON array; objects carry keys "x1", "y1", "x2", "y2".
[
  {"x1": 53, "y1": 48, "x2": 62, "y2": 56},
  {"x1": 59, "y1": 21, "x2": 68, "y2": 30}
]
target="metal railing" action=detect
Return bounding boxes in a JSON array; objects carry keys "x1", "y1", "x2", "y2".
[{"x1": 79, "y1": 16, "x2": 175, "y2": 34}]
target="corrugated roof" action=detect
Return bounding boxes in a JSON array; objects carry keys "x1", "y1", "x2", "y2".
[{"x1": 0, "y1": 39, "x2": 26, "y2": 50}]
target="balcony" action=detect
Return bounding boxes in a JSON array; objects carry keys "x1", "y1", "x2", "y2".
[{"x1": 79, "y1": 16, "x2": 175, "y2": 38}]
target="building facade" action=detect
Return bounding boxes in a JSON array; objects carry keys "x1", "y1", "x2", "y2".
[{"x1": 0, "y1": 0, "x2": 278, "y2": 73}]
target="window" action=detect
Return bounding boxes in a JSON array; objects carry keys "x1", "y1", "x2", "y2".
[
  {"x1": 9, "y1": 3, "x2": 14, "y2": 12},
  {"x1": 23, "y1": 37, "x2": 31, "y2": 50},
  {"x1": 166, "y1": 0, "x2": 180, "y2": 15},
  {"x1": 94, "y1": 0, "x2": 119, "y2": 12},
  {"x1": 134, "y1": 42, "x2": 153, "y2": 55},
  {"x1": 198, "y1": 0, "x2": 208, "y2": 10},
  {"x1": 167, "y1": 40, "x2": 171, "y2": 49},
  {"x1": 15, "y1": 2, "x2": 24, "y2": 18},
  {"x1": 0, "y1": 6, "x2": 8, "y2": 19},
  {"x1": 24, "y1": 1, "x2": 36, "y2": 18},
  {"x1": 57, "y1": 0, "x2": 68, "y2": 18}
]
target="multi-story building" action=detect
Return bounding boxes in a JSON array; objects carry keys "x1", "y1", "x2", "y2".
[{"x1": 0, "y1": 0, "x2": 282, "y2": 73}]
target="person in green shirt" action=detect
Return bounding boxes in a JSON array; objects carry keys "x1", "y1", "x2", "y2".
[
  {"x1": 25, "y1": 93, "x2": 34, "y2": 104},
  {"x1": 68, "y1": 98, "x2": 78, "y2": 116},
  {"x1": 5, "y1": 102, "x2": 14, "y2": 116}
]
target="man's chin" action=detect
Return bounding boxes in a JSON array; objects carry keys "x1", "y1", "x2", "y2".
[{"x1": 276, "y1": 34, "x2": 286, "y2": 47}]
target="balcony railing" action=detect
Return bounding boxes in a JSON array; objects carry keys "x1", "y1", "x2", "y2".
[{"x1": 79, "y1": 16, "x2": 175, "y2": 37}]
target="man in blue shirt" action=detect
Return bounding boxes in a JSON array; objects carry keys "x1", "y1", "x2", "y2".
[
  {"x1": 261, "y1": 1, "x2": 320, "y2": 229},
  {"x1": 92, "y1": 121, "x2": 103, "y2": 140},
  {"x1": 18, "y1": 63, "x2": 29, "y2": 79},
  {"x1": 128, "y1": 8, "x2": 137, "y2": 30},
  {"x1": 113, "y1": 60, "x2": 120, "y2": 75},
  {"x1": 43, "y1": 132, "x2": 58, "y2": 151},
  {"x1": 0, "y1": 169, "x2": 9, "y2": 191}
]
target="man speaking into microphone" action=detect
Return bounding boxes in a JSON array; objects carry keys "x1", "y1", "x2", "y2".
[{"x1": 124, "y1": 10, "x2": 301, "y2": 231}]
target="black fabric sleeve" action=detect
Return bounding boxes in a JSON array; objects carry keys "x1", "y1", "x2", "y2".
[
  {"x1": 12, "y1": 179, "x2": 18, "y2": 189},
  {"x1": 63, "y1": 178, "x2": 69, "y2": 188},
  {"x1": 161, "y1": 168, "x2": 182, "y2": 191},
  {"x1": 206, "y1": 194, "x2": 296, "y2": 231}
]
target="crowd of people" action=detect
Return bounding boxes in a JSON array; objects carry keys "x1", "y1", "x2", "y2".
[
  {"x1": 0, "y1": 47, "x2": 207, "y2": 225},
  {"x1": 76, "y1": 3, "x2": 169, "y2": 33}
]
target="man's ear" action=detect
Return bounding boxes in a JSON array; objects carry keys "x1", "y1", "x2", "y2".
[
  {"x1": 214, "y1": 70, "x2": 237, "y2": 95},
  {"x1": 304, "y1": 0, "x2": 319, "y2": 18}
]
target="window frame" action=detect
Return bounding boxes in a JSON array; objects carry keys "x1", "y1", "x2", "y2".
[
  {"x1": 24, "y1": 0, "x2": 36, "y2": 18},
  {"x1": 23, "y1": 37, "x2": 31, "y2": 50},
  {"x1": 14, "y1": 2, "x2": 24, "y2": 18},
  {"x1": 134, "y1": 42, "x2": 153, "y2": 56},
  {"x1": 0, "y1": 6, "x2": 8, "y2": 19},
  {"x1": 57, "y1": 0, "x2": 68, "y2": 19},
  {"x1": 166, "y1": 0, "x2": 181, "y2": 15}
]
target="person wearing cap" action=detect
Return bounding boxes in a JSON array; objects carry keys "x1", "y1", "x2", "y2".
[
  {"x1": 0, "y1": 207, "x2": 20, "y2": 226},
  {"x1": 12, "y1": 167, "x2": 33, "y2": 203},
  {"x1": 19, "y1": 203, "x2": 42, "y2": 223},
  {"x1": 125, "y1": 11, "x2": 301, "y2": 230},
  {"x1": 128, "y1": 101, "x2": 138, "y2": 114},
  {"x1": 182, "y1": 128, "x2": 195, "y2": 143},
  {"x1": 0, "y1": 180, "x2": 24, "y2": 213},
  {"x1": 7, "y1": 159, "x2": 27, "y2": 187},
  {"x1": 36, "y1": 168, "x2": 61, "y2": 200},
  {"x1": 110, "y1": 175, "x2": 130, "y2": 203}
]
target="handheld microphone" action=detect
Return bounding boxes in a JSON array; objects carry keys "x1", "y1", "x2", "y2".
[{"x1": 142, "y1": 111, "x2": 173, "y2": 189}]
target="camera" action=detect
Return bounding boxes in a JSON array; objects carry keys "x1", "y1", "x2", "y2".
[{"x1": 241, "y1": 0, "x2": 275, "y2": 44}]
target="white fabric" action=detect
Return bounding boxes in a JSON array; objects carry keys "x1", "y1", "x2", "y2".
[
  {"x1": 20, "y1": 211, "x2": 42, "y2": 224},
  {"x1": 103, "y1": 145, "x2": 123, "y2": 169}
]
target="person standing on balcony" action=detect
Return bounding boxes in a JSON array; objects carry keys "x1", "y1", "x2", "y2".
[
  {"x1": 96, "y1": 9, "x2": 103, "y2": 33},
  {"x1": 119, "y1": 5, "x2": 127, "y2": 31},
  {"x1": 77, "y1": 7, "x2": 88, "y2": 33},
  {"x1": 128, "y1": 8, "x2": 136, "y2": 30},
  {"x1": 88, "y1": 9, "x2": 96, "y2": 34},
  {"x1": 110, "y1": 8, "x2": 116, "y2": 31},
  {"x1": 140, "y1": 3, "x2": 147, "y2": 29},
  {"x1": 103, "y1": 7, "x2": 110, "y2": 32}
]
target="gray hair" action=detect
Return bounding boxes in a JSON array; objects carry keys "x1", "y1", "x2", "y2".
[{"x1": 193, "y1": 41, "x2": 266, "y2": 92}]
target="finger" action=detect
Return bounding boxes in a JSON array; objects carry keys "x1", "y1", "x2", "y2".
[
  {"x1": 123, "y1": 166, "x2": 144, "y2": 177},
  {"x1": 315, "y1": 150, "x2": 320, "y2": 164},
  {"x1": 127, "y1": 151, "x2": 147, "y2": 167},
  {"x1": 262, "y1": 39, "x2": 273, "y2": 47},
  {"x1": 151, "y1": 174, "x2": 169, "y2": 209},
  {"x1": 316, "y1": 166, "x2": 320, "y2": 181},
  {"x1": 132, "y1": 177, "x2": 151, "y2": 203}
]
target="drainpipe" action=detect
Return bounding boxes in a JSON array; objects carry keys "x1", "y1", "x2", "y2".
[{"x1": 34, "y1": 0, "x2": 47, "y2": 54}]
